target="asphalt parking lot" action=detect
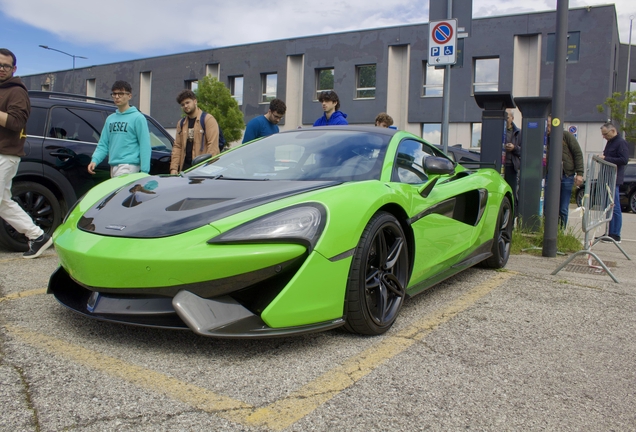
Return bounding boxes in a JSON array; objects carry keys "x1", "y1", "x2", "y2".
[{"x1": 1, "y1": 209, "x2": 635, "y2": 431}]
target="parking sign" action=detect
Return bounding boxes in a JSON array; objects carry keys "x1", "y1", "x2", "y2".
[{"x1": 428, "y1": 19, "x2": 457, "y2": 65}]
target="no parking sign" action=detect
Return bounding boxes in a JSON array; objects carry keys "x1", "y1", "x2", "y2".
[
  {"x1": 428, "y1": 19, "x2": 457, "y2": 65},
  {"x1": 568, "y1": 125, "x2": 578, "y2": 139}
]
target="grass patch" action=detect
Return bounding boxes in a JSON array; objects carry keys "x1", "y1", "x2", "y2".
[{"x1": 511, "y1": 219, "x2": 582, "y2": 255}]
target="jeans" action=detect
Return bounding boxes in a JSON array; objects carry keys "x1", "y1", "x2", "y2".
[
  {"x1": 609, "y1": 185, "x2": 622, "y2": 237},
  {"x1": 504, "y1": 164, "x2": 518, "y2": 213},
  {"x1": 558, "y1": 174, "x2": 575, "y2": 229},
  {"x1": 0, "y1": 154, "x2": 44, "y2": 240}
]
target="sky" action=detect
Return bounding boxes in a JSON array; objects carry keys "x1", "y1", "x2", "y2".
[{"x1": 3, "y1": 0, "x2": 635, "y2": 76}]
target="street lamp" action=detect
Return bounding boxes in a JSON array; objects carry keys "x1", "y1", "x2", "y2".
[
  {"x1": 38, "y1": 45, "x2": 88, "y2": 71},
  {"x1": 625, "y1": 15, "x2": 634, "y2": 138}
]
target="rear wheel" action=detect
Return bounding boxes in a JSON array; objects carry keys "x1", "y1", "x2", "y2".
[
  {"x1": 344, "y1": 212, "x2": 409, "y2": 335},
  {"x1": 0, "y1": 181, "x2": 62, "y2": 252},
  {"x1": 481, "y1": 196, "x2": 513, "y2": 269},
  {"x1": 629, "y1": 191, "x2": 636, "y2": 213}
]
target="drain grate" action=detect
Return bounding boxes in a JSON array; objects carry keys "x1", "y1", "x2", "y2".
[{"x1": 562, "y1": 257, "x2": 617, "y2": 274}]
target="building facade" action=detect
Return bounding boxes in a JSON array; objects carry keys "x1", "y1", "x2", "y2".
[{"x1": 22, "y1": 5, "x2": 636, "y2": 158}]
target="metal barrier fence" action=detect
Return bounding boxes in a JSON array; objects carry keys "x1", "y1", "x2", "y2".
[{"x1": 552, "y1": 154, "x2": 631, "y2": 283}]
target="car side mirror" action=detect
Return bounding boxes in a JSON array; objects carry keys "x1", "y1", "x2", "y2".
[
  {"x1": 192, "y1": 153, "x2": 212, "y2": 166},
  {"x1": 424, "y1": 156, "x2": 455, "y2": 175}
]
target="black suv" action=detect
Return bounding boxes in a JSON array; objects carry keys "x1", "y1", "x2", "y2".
[{"x1": 0, "y1": 91, "x2": 174, "y2": 251}]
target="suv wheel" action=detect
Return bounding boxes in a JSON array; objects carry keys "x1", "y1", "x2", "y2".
[{"x1": 0, "y1": 181, "x2": 62, "y2": 252}]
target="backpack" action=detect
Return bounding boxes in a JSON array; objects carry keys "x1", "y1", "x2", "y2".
[{"x1": 180, "y1": 111, "x2": 226, "y2": 153}]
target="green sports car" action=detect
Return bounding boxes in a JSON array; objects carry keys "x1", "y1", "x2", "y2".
[{"x1": 49, "y1": 126, "x2": 513, "y2": 338}]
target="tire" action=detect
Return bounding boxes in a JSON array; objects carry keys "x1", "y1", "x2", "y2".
[
  {"x1": 629, "y1": 191, "x2": 636, "y2": 214},
  {"x1": 344, "y1": 212, "x2": 409, "y2": 335},
  {"x1": 0, "y1": 181, "x2": 62, "y2": 252},
  {"x1": 481, "y1": 196, "x2": 513, "y2": 269}
]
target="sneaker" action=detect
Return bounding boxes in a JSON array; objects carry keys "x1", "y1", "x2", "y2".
[
  {"x1": 23, "y1": 234, "x2": 53, "y2": 259},
  {"x1": 609, "y1": 234, "x2": 621, "y2": 244},
  {"x1": 601, "y1": 234, "x2": 621, "y2": 244}
]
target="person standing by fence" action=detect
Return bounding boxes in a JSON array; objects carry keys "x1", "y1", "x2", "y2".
[
  {"x1": 547, "y1": 116, "x2": 585, "y2": 229},
  {"x1": 599, "y1": 122, "x2": 629, "y2": 243}
]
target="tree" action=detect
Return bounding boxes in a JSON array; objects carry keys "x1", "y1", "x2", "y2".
[
  {"x1": 596, "y1": 91, "x2": 636, "y2": 142},
  {"x1": 195, "y1": 76, "x2": 245, "y2": 143}
]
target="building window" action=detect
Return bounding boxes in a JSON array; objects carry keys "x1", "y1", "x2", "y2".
[
  {"x1": 139, "y1": 71, "x2": 152, "y2": 114},
  {"x1": 473, "y1": 58, "x2": 499, "y2": 93},
  {"x1": 206, "y1": 63, "x2": 219, "y2": 80},
  {"x1": 316, "y1": 68, "x2": 334, "y2": 100},
  {"x1": 422, "y1": 123, "x2": 441, "y2": 144},
  {"x1": 356, "y1": 64, "x2": 376, "y2": 99},
  {"x1": 230, "y1": 76, "x2": 244, "y2": 105},
  {"x1": 86, "y1": 79, "x2": 96, "y2": 98},
  {"x1": 471, "y1": 123, "x2": 482, "y2": 148},
  {"x1": 261, "y1": 73, "x2": 277, "y2": 103},
  {"x1": 422, "y1": 62, "x2": 444, "y2": 97},
  {"x1": 186, "y1": 80, "x2": 198, "y2": 91}
]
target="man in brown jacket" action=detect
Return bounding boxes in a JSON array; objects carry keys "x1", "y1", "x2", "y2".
[
  {"x1": 170, "y1": 90, "x2": 220, "y2": 174},
  {"x1": 0, "y1": 48, "x2": 52, "y2": 258}
]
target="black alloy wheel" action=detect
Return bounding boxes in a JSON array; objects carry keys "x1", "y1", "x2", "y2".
[
  {"x1": 480, "y1": 196, "x2": 513, "y2": 269},
  {"x1": 344, "y1": 212, "x2": 409, "y2": 335},
  {"x1": 0, "y1": 181, "x2": 62, "y2": 252}
]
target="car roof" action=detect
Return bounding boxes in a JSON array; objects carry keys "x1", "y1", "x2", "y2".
[{"x1": 28, "y1": 91, "x2": 115, "y2": 109}]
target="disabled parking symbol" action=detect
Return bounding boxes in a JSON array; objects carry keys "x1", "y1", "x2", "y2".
[{"x1": 444, "y1": 46, "x2": 454, "y2": 55}]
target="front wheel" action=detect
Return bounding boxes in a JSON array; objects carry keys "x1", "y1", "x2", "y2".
[
  {"x1": 629, "y1": 191, "x2": 636, "y2": 213},
  {"x1": 344, "y1": 212, "x2": 409, "y2": 335},
  {"x1": 0, "y1": 181, "x2": 62, "y2": 252},
  {"x1": 480, "y1": 196, "x2": 513, "y2": 269}
]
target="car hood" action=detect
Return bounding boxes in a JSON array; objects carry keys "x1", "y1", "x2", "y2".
[{"x1": 77, "y1": 176, "x2": 340, "y2": 238}]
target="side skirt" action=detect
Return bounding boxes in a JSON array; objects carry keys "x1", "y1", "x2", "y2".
[{"x1": 406, "y1": 240, "x2": 493, "y2": 298}]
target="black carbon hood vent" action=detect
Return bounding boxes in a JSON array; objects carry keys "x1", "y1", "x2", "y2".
[{"x1": 77, "y1": 176, "x2": 339, "y2": 238}]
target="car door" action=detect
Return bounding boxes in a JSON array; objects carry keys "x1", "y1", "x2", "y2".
[
  {"x1": 145, "y1": 115, "x2": 173, "y2": 175},
  {"x1": 392, "y1": 139, "x2": 483, "y2": 286},
  {"x1": 42, "y1": 106, "x2": 111, "y2": 197}
]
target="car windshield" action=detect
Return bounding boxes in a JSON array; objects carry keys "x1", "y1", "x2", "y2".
[{"x1": 187, "y1": 129, "x2": 391, "y2": 181}]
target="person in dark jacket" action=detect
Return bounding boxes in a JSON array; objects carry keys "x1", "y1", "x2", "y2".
[
  {"x1": 546, "y1": 116, "x2": 585, "y2": 228},
  {"x1": 313, "y1": 91, "x2": 348, "y2": 126},
  {"x1": 600, "y1": 122, "x2": 630, "y2": 243},
  {"x1": 0, "y1": 48, "x2": 53, "y2": 258},
  {"x1": 504, "y1": 110, "x2": 522, "y2": 212}
]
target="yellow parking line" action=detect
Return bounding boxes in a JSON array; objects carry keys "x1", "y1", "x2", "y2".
[
  {"x1": 234, "y1": 271, "x2": 515, "y2": 430},
  {"x1": 5, "y1": 271, "x2": 514, "y2": 430},
  {"x1": 5, "y1": 325, "x2": 250, "y2": 412},
  {"x1": 0, "y1": 288, "x2": 47, "y2": 303}
]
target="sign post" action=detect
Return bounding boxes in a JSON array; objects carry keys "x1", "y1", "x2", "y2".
[{"x1": 428, "y1": 19, "x2": 458, "y2": 66}]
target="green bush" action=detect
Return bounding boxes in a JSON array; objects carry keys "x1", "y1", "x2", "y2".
[{"x1": 195, "y1": 76, "x2": 245, "y2": 144}]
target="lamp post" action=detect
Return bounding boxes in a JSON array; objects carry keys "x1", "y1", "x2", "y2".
[
  {"x1": 625, "y1": 15, "x2": 634, "y2": 139},
  {"x1": 38, "y1": 45, "x2": 87, "y2": 71}
]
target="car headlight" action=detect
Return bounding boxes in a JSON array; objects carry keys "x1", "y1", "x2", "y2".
[{"x1": 208, "y1": 204, "x2": 326, "y2": 251}]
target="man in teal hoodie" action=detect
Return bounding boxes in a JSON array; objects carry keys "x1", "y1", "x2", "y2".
[{"x1": 88, "y1": 81, "x2": 151, "y2": 177}]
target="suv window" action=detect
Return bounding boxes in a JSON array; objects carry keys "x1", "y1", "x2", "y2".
[
  {"x1": 147, "y1": 119, "x2": 173, "y2": 151},
  {"x1": 26, "y1": 106, "x2": 47, "y2": 137},
  {"x1": 49, "y1": 107, "x2": 104, "y2": 143}
]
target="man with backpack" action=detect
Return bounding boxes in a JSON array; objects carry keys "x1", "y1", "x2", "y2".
[{"x1": 170, "y1": 90, "x2": 220, "y2": 174}]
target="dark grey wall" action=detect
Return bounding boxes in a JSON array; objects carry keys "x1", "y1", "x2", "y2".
[{"x1": 21, "y1": 5, "x2": 624, "y2": 130}]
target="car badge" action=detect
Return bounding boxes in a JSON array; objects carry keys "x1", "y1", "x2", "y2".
[{"x1": 105, "y1": 224, "x2": 126, "y2": 231}]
